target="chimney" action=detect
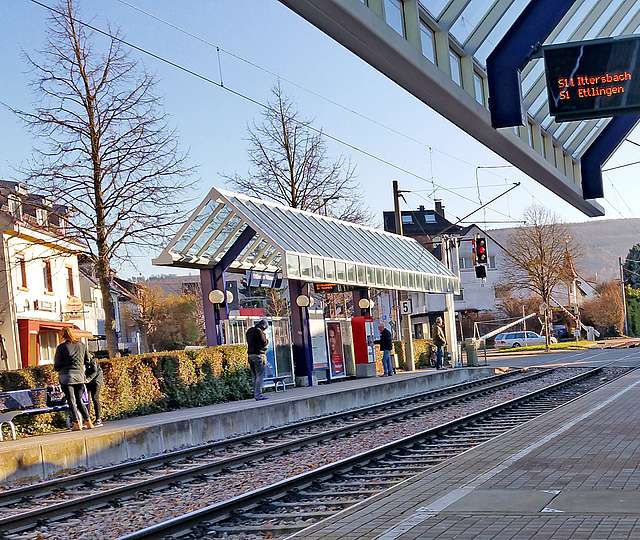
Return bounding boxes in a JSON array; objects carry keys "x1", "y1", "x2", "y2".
[
  {"x1": 434, "y1": 199, "x2": 444, "y2": 218},
  {"x1": 418, "y1": 205, "x2": 425, "y2": 211}
]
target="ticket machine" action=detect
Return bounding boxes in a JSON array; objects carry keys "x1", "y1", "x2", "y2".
[{"x1": 351, "y1": 316, "x2": 376, "y2": 377}]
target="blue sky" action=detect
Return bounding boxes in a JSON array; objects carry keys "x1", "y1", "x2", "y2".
[{"x1": 1, "y1": 0, "x2": 639, "y2": 279}]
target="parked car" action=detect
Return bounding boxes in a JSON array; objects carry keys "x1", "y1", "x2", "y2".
[
  {"x1": 494, "y1": 331, "x2": 558, "y2": 349},
  {"x1": 552, "y1": 324, "x2": 569, "y2": 339}
]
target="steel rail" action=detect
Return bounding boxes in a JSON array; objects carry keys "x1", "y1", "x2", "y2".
[
  {"x1": 0, "y1": 368, "x2": 528, "y2": 503},
  {"x1": 0, "y1": 368, "x2": 553, "y2": 533},
  {"x1": 120, "y1": 365, "x2": 619, "y2": 540}
]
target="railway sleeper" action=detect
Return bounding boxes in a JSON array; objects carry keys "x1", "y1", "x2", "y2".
[
  {"x1": 321, "y1": 480, "x2": 397, "y2": 488},
  {"x1": 243, "y1": 510, "x2": 336, "y2": 519},
  {"x1": 343, "y1": 473, "x2": 415, "y2": 480},
  {"x1": 272, "y1": 500, "x2": 362, "y2": 508},
  {"x1": 206, "y1": 523, "x2": 308, "y2": 533},
  {"x1": 297, "y1": 489, "x2": 381, "y2": 497}
]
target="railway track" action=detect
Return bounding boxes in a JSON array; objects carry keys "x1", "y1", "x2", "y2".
[
  {"x1": 117, "y1": 365, "x2": 629, "y2": 540},
  {"x1": 0, "y1": 367, "x2": 549, "y2": 536}
]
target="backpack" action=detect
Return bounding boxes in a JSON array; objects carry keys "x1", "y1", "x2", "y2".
[{"x1": 85, "y1": 353, "x2": 98, "y2": 380}]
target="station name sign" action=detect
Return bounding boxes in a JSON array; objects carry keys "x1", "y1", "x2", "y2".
[{"x1": 543, "y1": 35, "x2": 640, "y2": 122}]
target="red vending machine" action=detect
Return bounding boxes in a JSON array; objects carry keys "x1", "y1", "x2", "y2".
[{"x1": 351, "y1": 316, "x2": 377, "y2": 377}]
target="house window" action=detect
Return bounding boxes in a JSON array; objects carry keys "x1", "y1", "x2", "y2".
[
  {"x1": 489, "y1": 255, "x2": 497, "y2": 269},
  {"x1": 8, "y1": 195, "x2": 22, "y2": 219},
  {"x1": 17, "y1": 257, "x2": 28, "y2": 289},
  {"x1": 454, "y1": 289, "x2": 464, "y2": 301},
  {"x1": 419, "y1": 19, "x2": 436, "y2": 62},
  {"x1": 384, "y1": 0, "x2": 405, "y2": 37},
  {"x1": 473, "y1": 71, "x2": 485, "y2": 106},
  {"x1": 43, "y1": 260, "x2": 53, "y2": 293},
  {"x1": 36, "y1": 208, "x2": 48, "y2": 227},
  {"x1": 58, "y1": 216, "x2": 68, "y2": 235},
  {"x1": 449, "y1": 50, "x2": 462, "y2": 86},
  {"x1": 39, "y1": 331, "x2": 58, "y2": 365},
  {"x1": 66, "y1": 267, "x2": 75, "y2": 296},
  {"x1": 402, "y1": 214, "x2": 413, "y2": 224},
  {"x1": 458, "y1": 256, "x2": 473, "y2": 270}
]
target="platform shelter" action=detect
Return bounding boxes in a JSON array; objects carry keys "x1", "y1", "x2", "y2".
[{"x1": 154, "y1": 187, "x2": 459, "y2": 385}]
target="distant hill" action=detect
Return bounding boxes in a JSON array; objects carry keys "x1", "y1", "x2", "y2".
[{"x1": 489, "y1": 218, "x2": 640, "y2": 283}]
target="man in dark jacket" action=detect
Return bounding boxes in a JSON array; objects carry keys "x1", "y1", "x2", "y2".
[
  {"x1": 432, "y1": 316, "x2": 446, "y2": 370},
  {"x1": 246, "y1": 319, "x2": 269, "y2": 400},
  {"x1": 376, "y1": 322, "x2": 394, "y2": 376}
]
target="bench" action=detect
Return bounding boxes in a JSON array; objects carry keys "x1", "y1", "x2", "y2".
[
  {"x1": 263, "y1": 376, "x2": 293, "y2": 393},
  {"x1": 0, "y1": 386, "x2": 75, "y2": 441}
]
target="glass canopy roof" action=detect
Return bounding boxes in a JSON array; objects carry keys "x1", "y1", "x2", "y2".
[
  {"x1": 418, "y1": 0, "x2": 640, "y2": 161},
  {"x1": 154, "y1": 188, "x2": 459, "y2": 294}
]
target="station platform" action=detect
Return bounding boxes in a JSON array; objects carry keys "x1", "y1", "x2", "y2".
[
  {"x1": 297, "y1": 368, "x2": 640, "y2": 539},
  {"x1": 0, "y1": 366, "x2": 499, "y2": 485}
]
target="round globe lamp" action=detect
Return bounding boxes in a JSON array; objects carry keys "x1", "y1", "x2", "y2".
[{"x1": 208, "y1": 290, "x2": 226, "y2": 304}]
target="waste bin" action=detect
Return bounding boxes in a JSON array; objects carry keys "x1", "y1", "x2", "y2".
[{"x1": 464, "y1": 338, "x2": 479, "y2": 367}]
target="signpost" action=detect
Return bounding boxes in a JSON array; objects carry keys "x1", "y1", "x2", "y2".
[
  {"x1": 544, "y1": 35, "x2": 640, "y2": 122},
  {"x1": 400, "y1": 299, "x2": 413, "y2": 316}
]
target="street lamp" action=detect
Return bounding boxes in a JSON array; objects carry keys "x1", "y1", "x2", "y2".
[{"x1": 322, "y1": 196, "x2": 341, "y2": 216}]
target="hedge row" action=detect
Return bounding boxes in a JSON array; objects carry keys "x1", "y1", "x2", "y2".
[
  {"x1": 1, "y1": 340, "x2": 433, "y2": 438},
  {"x1": 0, "y1": 345, "x2": 252, "y2": 437},
  {"x1": 377, "y1": 339, "x2": 432, "y2": 371}
]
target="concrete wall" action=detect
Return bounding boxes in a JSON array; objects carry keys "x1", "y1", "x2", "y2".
[{"x1": 0, "y1": 367, "x2": 499, "y2": 483}]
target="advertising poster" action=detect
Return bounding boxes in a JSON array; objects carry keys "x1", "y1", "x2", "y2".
[
  {"x1": 326, "y1": 321, "x2": 346, "y2": 377},
  {"x1": 365, "y1": 320, "x2": 376, "y2": 364},
  {"x1": 264, "y1": 322, "x2": 276, "y2": 378}
]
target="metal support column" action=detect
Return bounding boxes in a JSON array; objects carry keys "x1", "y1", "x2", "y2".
[
  {"x1": 199, "y1": 227, "x2": 256, "y2": 347},
  {"x1": 353, "y1": 288, "x2": 371, "y2": 317},
  {"x1": 393, "y1": 180, "x2": 415, "y2": 371},
  {"x1": 199, "y1": 268, "x2": 226, "y2": 346},
  {"x1": 288, "y1": 279, "x2": 314, "y2": 386},
  {"x1": 441, "y1": 236, "x2": 459, "y2": 366},
  {"x1": 486, "y1": 0, "x2": 577, "y2": 128},
  {"x1": 581, "y1": 115, "x2": 640, "y2": 199}
]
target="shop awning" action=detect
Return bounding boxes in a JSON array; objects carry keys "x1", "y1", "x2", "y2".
[{"x1": 153, "y1": 187, "x2": 459, "y2": 294}]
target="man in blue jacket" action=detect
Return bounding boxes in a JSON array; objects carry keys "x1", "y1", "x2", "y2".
[{"x1": 376, "y1": 322, "x2": 394, "y2": 377}]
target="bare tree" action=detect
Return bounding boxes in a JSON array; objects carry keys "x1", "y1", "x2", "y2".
[
  {"x1": 225, "y1": 84, "x2": 370, "y2": 224},
  {"x1": 13, "y1": 0, "x2": 193, "y2": 357},
  {"x1": 582, "y1": 280, "x2": 624, "y2": 336},
  {"x1": 502, "y1": 206, "x2": 581, "y2": 348}
]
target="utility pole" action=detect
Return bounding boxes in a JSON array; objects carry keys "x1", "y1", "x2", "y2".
[
  {"x1": 393, "y1": 180, "x2": 415, "y2": 371},
  {"x1": 619, "y1": 257, "x2": 629, "y2": 336},
  {"x1": 440, "y1": 235, "x2": 459, "y2": 366}
]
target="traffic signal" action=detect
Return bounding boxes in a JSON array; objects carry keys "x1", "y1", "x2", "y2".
[
  {"x1": 476, "y1": 237, "x2": 488, "y2": 265},
  {"x1": 475, "y1": 265, "x2": 487, "y2": 279}
]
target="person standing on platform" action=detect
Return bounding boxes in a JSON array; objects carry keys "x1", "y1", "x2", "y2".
[
  {"x1": 432, "y1": 316, "x2": 446, "y2": 370},
  {"x1": 84, "y1": 352, "x2": 104, "y2": 427},
  {"x1": 246, "y1": 319, "x2": 269, "y2": 401},
  {"x1": 376, "y1": 322, "x2": 394, "y2": 377},
  {"x1": 54, "y1": 327, "x2": 93, "y2": 431}
]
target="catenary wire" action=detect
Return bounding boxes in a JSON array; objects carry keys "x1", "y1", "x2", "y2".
[
  {"x1": 114, "y1": 0, "x2": 522, "y2": 182},
  {"x1": 30, "y1": 0, "x2": 517, "y2": 221}
]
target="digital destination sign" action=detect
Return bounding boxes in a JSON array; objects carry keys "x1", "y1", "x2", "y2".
[{"x1": 543, "y1": 35, "x2": 640, "y2": 122}]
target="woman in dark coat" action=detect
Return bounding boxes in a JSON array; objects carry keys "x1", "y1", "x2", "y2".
[{"x1": 54, "y1": 327, "x2": 93, "y2": 430}]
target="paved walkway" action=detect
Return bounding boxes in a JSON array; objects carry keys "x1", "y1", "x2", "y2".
[{"x1": 296, "y1": 363, "x2": 640, "y2": 539}]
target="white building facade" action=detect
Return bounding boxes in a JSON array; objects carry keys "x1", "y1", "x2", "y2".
[{"x1": 0, "y1": 182, "x2": 86, "y2": 370}]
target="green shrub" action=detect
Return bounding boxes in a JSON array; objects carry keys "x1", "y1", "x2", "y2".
[{"x1": 0, "y1": 344, "x2": 251, "y2": 437}]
